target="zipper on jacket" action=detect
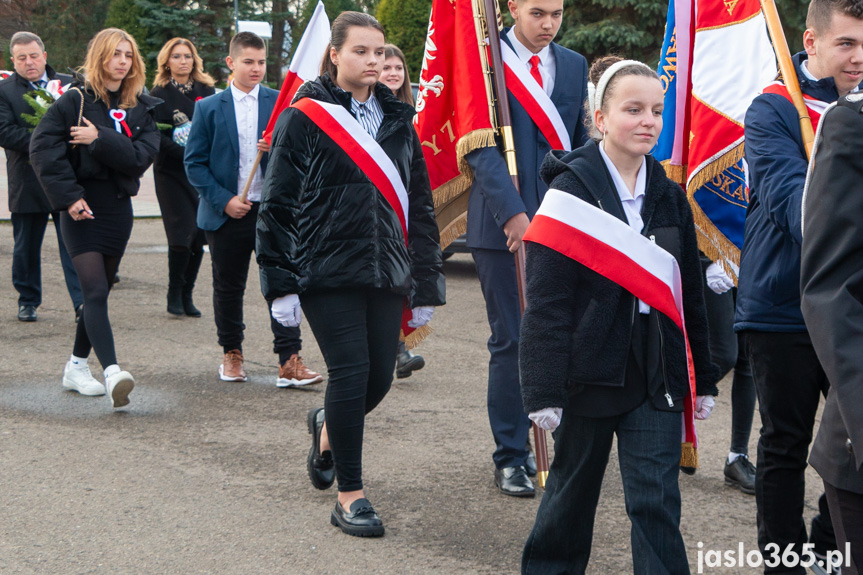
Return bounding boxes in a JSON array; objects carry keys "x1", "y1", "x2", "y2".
[{"x1": 649, "y1": 234, "x2": 674, "y2": 408}]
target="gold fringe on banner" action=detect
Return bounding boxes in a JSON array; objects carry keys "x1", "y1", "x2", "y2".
[
  {"x1": 401, "y1": 324, "x2": 433, "y2": 350},
  {"x1": 660, "y1": 160, "x2": 687, "y2": 185},
  {"x1": 438, "y1": 213, "x2": 468, "y2": 252},
  {"x1": 680, "y1": 442, "x2": 699, "y2": 468},
  {"x1": 456, "y1": 128, "x2": 498, "y2": 178},
  {"x1": 690, "y1": 199, "x2": 742, "y2": 284},
  {"x1": 686, "y1": 142, "x2": 744, "y2": 194},
  {"x1": 433, "y1": 174, "x2": 472, "y2": 209}
]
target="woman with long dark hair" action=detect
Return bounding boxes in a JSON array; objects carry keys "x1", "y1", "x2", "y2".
[
  {"x1": 257, "y1": 12, "x2": 445, "y2": 537},
  {"x1": 30, "y1": 28, "x2": 160, "y2": 408},
  {"x1": 151, "y1": 38, "x2": 215, "y2": 317}
]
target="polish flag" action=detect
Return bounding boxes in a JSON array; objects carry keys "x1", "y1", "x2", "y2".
[{"x1": 262, "y1": 0, "x2": 331, "y2": 144}]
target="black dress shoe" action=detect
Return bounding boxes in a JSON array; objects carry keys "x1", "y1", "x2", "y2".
[
  {"x1": 307, "y1": 407, "x2": 335, "y2": 490},
  {"x1": 494, "y1": 466, "x2": 535, "y2": 498},
  {"x1": 396, "y1": 342, "x2": 425, "y2": 379},
  {"x1": 330, "y1": 498, "x2": 385, "y2": 537},
  {"x1": 17, "y1": 305, "x2": 37, "y2": 322},
  {"x1": 723, "y1": 455, "x2": 755, "y2": 495}
]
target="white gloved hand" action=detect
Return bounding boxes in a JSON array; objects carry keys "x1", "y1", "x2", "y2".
[
  {"x1": 529, "y1": 407, "x2": 563, "y2": 431},
  {"x1": 407, "y1": 306, "x2": 434, "y2": 328},
  {"x1": 705, "y1": 262, "x2": 735, "y2": 294},
  {"x1": 271, "y1": 294, "x2": 302, "y2": 327},
  {"x1": 694, "y1": 395, "x2": 716, "y2": 420}
]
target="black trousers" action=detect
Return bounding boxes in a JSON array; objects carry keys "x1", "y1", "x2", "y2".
[
  {"x1": 204, "y1": 204, "x2": 299, "y2": 360},
  {"x1": 824, "y1": 481, "x2": 863, "y2": 575},
  {"x1": 742, "y1": 330, "x2": 835, "y2": 573},
  {"x1": 11, "y1": 212, "x2": 82, "y2": 309},
  {"x1": 301, "y1": 288, "x2": 403, "y2": 493}
]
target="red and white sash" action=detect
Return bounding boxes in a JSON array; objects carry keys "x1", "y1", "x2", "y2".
[
  {"x1": 500, "y1": 42, "x2": 571, "y2": 151},
  {"x1": 291, "y1": 97, "x2": 409, "y2": 244},
  {"x1": 523, "y1": 189, "x2": 699, "y2": 456},
  {"x1": 762, "y1": 81, "x2": 830, "y2": 133}
]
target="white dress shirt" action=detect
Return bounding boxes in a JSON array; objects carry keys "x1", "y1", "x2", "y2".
[
  {"x1": 230, "y1": 82, "x2": 263, "y2": 202},
  {"x1": 507, "y1": 27, "x2": 556, "y2": 96},
  {"x1": 599, "y1": 141, "x2": 650, "y2": 314}
]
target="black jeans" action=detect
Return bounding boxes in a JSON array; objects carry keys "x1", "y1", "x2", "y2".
[
  {"x1": 12, "y1": 211, "x2": 82, "y2": 309},
  {"x1": 522, "y1": 399, "x2": 689, "y2": 575},
  {"x1": 204, "y1": 204, "x2": 299, "y2": 360},
  {"x1": 301, "y1": 288, "x2": 403, "y2": 493},
  {"x1": 743, "y1": 330, "x2": 835, "y2": 573},
  {"x1": 704, "y1": 286, "x2": 754, "y2": 454},
  {"x1": 824, "y1": 481, "x2": 863, "y2": 575}
]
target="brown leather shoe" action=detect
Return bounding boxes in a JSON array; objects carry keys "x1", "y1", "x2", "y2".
[
  {"x1": 277, "y1": 354, "x2": 323, "y2": 388},
  {"x1": 219, "y1": 349, "x2": 247, "y2": 382}
]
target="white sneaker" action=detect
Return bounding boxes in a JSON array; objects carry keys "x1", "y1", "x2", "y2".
[
  {"x1": 106, "y1": 371, "x2": 135, "y2": 408},
  {"x1": 62, "y1": 361, "x2": 106, "y2": 396}
]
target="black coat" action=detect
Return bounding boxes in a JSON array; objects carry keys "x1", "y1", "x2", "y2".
[
  {"x1": 257, "y1": 74, "x2": 446, "y2": 308},
  {"x1": 150, "y1": 80, "x2": 214, "y2": 247},
  {"x1": 801, "y1": 95, "x2": 863, "y2": 493},
  {"x1": 29, "y1": 81, "x2": 161, "y2": 211},
  {"x1": 520, "y1": 141, "x2": 718, "y2": 414},
  {"x1": 0, "y1": 65, "x2": 71, "y2": 213}
]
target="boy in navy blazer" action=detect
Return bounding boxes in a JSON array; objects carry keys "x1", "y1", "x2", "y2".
[
  {"x1": 465, "y1": 0, "x2": 588, "y2": 497},
  {"x1": 185, "y1": 32, "x2": 321, "y2": 386}
]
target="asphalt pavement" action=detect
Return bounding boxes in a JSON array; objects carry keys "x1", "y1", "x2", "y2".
[{"x1": 0, "y1": 218, "x2": 829, "y2": 574}]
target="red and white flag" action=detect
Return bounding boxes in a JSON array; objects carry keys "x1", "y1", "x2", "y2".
[
  {"x1": 524, "y1": 189, "x2": 700, "y2": 464},
  {"x1": 263, "y1": 0, "x2": 331, "y2": 144}
]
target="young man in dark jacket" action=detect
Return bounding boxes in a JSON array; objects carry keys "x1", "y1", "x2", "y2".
[
  {"x1": 185, "y1": 32, "x2": 321, "y2": 386},
  {"x1": 464, "y1": 0, "x2": 588, "y2": 498},
  {"x1": 736, "y1": 0, "x2": 863, "y2": 568},
  {"x1": 0, "y1": 31, "x2": 82, "y2": 322}
]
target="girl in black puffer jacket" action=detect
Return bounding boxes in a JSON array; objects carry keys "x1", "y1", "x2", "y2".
[
  {"x1": 30, "y1": 28, "x2": 160, "y2": 410},
  {"x1": 256, "y1": 12, "x2": 445, "y2": 538},
  {"x1": 519, "y1": 57, "x2": 717, "y2": 574}
]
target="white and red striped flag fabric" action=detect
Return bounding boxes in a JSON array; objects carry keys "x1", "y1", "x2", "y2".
[
  {"x1": 262, "y1": 0, "x2": 331, "y2": 144},
  {"x1": 523, "y1": 189, "x2": 700, "y2": 465}
]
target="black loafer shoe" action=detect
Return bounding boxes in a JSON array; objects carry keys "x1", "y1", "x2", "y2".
[
  {"x1": 18, "y1": 305, "x2": 37, "y2": 322},
  {"x1": 307, "y1": 407, "x2": 335, "y2": 490},
  {"x1": 330, "y1": 498, "x2": 385, "y2": 537},
  {"x1": 680, "y1": 465, "x2": 696, "y2": 476},
  {"x1": 494, "y1": 466, "x2": 535, "y2": 498}
]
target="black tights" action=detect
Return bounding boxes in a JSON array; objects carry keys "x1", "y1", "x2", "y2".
[{"x1": 71, "y1": 251, "x2": 122, "y2": 369}]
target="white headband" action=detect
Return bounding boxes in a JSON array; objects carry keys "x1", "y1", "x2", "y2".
[{"x1": 589, "y1": 59, "x2": 655, "y2": 119}]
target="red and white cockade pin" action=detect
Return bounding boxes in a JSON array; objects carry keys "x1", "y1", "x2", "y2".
[{"x1": 108, "y1": 109, "x2": 132, "y2": 137}]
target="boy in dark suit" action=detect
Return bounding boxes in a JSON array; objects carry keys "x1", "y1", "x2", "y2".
[
  {"x1": 185, "y1": 32, "x2": 321, "y2": 386},
  {"x1": 465, "y1": 0, "x2": 588, "y2": 497}
]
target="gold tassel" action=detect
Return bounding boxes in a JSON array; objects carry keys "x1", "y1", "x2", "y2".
[
  {"x1": 660, "y1": 160, "x2": 687, "y2": 185},
  {"x1": 455, "y1": 128, "x2": 498, "y2": 179},
  {"x1": 680, "y1": 442, "x2": 699, "y2": 468},
  {"x1": 433, "y1": 175, "x2": 472, "y2": 209},
  {"x1": 402, "y1": 323, "x2": 433, "y2": 350},
  {"x1": 438, "y1": 214, "x2": 468, "y2": 252},
  {"x1": 689, "y1": 194, "x2": 742, "y2": 284}
]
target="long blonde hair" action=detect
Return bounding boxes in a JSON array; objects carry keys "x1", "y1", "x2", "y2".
[
  {"x1": 153, "y1": 37, "x2": 215, "y2": 88},
  {"x1": 79, "y1": 28, "x2": 146, "y2": 110}
]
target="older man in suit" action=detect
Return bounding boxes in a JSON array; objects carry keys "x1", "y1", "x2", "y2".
[
  {"x1": 0, "y1": 31, "x2": 82, "y2": 322},
  {"x1": 185, "y1": 31, "x2": 320, "y2": 387},
  {"x1": 801, "y1": 93, "x2": 863, "y2": 575},
  {"x1": 464, "y1": 0, "x2": 589, "y2": 497}
]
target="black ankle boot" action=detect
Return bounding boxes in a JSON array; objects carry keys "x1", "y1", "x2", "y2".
[
  {"x1": 182, "y1": 249, "x2": 203, "y2": 317},
  {"x1": 167, "y1": 249, "x2": 190, "y2": 317}
]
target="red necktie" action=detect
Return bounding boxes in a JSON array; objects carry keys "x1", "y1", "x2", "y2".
[{"x1": 529, "y1": 55, "x2": 543, "y2": 88}]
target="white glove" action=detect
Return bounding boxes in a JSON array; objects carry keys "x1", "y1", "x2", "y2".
[
  {"x1": 271, "y1": 294, "x2": 302, "y2": 327},
  {"x1": 407, "y1": 306, "x2": 434, "y2": 328},
  {"x1": 529, "y1": 407, "x2": 563, "y2": 431},
  {"x1": 705, "y1": 262, "x2": 734, "y2": 294},
  {"x1": 694, "y1": 395, "x2": 716, "y2": 420}
]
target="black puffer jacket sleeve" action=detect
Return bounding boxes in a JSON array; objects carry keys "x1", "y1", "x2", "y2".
[
  {"x1": 257, "y1": 107, "x2": 310, "y2": 300},
  {"x1": 407, "y1": 129, "x2": 445, "y2": 307},
  {"x1": 29, "y1": 90, "x2": 85, "y2": 210}
]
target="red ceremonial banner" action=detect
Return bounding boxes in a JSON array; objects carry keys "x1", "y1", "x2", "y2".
[{"x1": 414, "y1": 0, "x2": 497, "y2": 249}]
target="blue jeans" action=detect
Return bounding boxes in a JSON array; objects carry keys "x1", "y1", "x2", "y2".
[{"x1": 522, "y1": 399, "x2": 690, "y2": 575}]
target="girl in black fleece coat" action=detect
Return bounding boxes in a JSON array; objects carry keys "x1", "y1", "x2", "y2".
[{"x1": 519, "y1": 58, "x2": 718, "y2": 575}]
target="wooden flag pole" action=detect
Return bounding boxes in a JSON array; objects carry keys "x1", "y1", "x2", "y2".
[
  {"x1": 474, "y1": 0, "x2": 550, "y2": 488},
  {"x1": 238, "y1": 149, "x2": 265, "y2": 203},
  {"x1": 761, "y1": 0, "x2": 816, "y2": 158}
]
